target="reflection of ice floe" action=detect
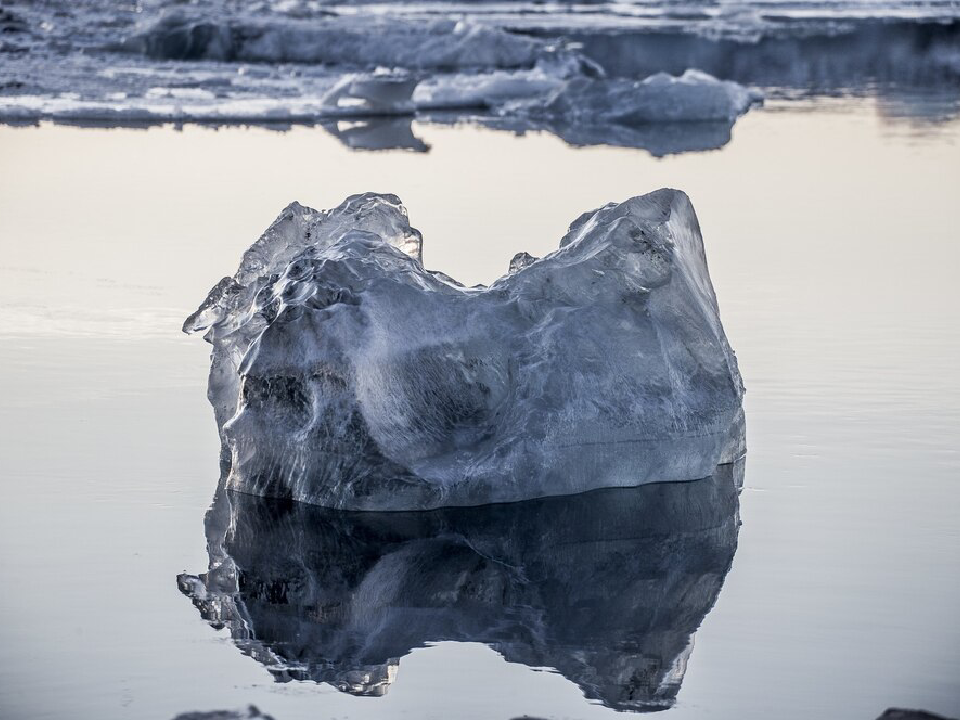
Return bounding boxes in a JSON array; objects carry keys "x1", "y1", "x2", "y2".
[
  {"x1": 184, "y1": 190, "x2": 745, "y2": 510},
  {"x1": 172, "y1": 707, "x2": 274, "y2": 720},
  {"x1": 321, "y1": 117, "x2": 430, "y2": 152},
  {"x1": 178, "y1": 459, "x2": 744, "y2": 710},
  {"x1": 474, "y1": 114, "x2": 743, "y2": 155}
]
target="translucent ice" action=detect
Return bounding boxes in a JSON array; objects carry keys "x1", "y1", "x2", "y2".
[
  {"x1": 185, "y1": 190, "x2": 745, "y2": 510},
  {"x1": 120, "y1": 14, "x2": 546, "y2": 70},
  {"x1": 532, "y1": 69, "x2": 764, "y2": 123}
]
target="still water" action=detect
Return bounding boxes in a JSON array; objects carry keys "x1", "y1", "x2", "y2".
[{"x1": 0, "y1": 100, "x2": 958, "y2": 720}]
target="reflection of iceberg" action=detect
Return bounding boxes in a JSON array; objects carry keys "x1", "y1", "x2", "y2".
[
  {"x1": 179, "y1": 459, "x2": 744, "y2": 711},
  {"x1": 425, "y1": 111, "x2": 740, "y2": 155},
  {"x1": 320, "y1": 118, "x2": 429, "y2": 153},
  {"x1": 184, "y1": 190, "x2": 745, "y2": 510},
  {"x1": 875, "y1": 88, "x2": 960, "y2": 126},
  {"x1": 530, "y1": 118, "x2": 738, "y2": 156}
]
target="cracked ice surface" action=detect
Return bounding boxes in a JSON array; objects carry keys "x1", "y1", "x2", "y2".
[{"x1": 185, "y1": 190, "x2": 745, "y2": 510}]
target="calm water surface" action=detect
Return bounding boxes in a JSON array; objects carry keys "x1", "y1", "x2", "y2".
[{"x1": 0, "y1": 100, "x2": 958, "y2": 719}]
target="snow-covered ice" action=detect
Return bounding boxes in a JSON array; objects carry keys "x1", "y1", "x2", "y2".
[
  {"x1": 185, "y1": 190, "x2": 745, "y2": 510},
  {"x1": 532, "y1": 70, "x2": 764, "y2": 123}
]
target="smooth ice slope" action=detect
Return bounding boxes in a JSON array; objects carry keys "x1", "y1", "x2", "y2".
[{"x1": 185, "y1": 190, "x2": 745, "y2": 510}]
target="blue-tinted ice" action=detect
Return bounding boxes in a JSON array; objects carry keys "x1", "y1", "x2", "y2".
[{"x1": 185, "y1": 190, "x2": 745, "y2": 510}]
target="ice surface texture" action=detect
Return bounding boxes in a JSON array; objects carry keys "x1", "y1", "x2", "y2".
[
  {"x1": 535, "y1": 70, "x2": 764, "y2": 123},
  {"x1": 186, "y1": 190, "x2": 744, "y2": 510},
  {"x1": 0, "y1": 2, "x2": 768, "y2": 140},
  {"x1": 179, "y1": 460, "x2": 743, "y2": 709}
]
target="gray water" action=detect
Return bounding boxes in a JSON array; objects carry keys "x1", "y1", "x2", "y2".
[{"x1": 0, "y1": 99, "x2": 958, "y2": 719}]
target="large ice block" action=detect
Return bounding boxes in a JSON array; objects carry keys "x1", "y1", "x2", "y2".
[{"x1": 185, "y1": 190, "x2": 745, "y2": 510}]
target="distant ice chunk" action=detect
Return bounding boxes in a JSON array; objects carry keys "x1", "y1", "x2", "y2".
[
  {"x1": 533, "y1": 69, "x2": 763, "y2": 123},
  {"x1": 179, "y1": 461, "x2": 744, "y2": 709},
  {"x1": 120, "y1": 14, "x2": 547, "y2": 70},
  {"x1": 411, "y1": 53, "x2": 597, "y2": 110},
  {"x1": 185, "y1": 190, "x2": 745, "y2": 510},
  {"x1": 319, "y1": 73, "x2": 418, "y2": 113},
  {"x1": 413, "y1": 70, "x2": 566, "y2": 110},
  {"x1": 321, "y1": 118, "x2": 430, "y2": 153},
  {"x1": 491, "y1": 115, "x2": 744, "y2": 156}
]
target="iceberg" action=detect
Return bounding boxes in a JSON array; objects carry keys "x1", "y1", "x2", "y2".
[
  {"x1": 185, "y1": 190, "x2": 744, "y2": 510},
  {"x1": 179, "y1": 460, "x2": 744, "y2": 710},
  {"x1": 531, "y1": 69, "x2": 764, "y2": 123}
]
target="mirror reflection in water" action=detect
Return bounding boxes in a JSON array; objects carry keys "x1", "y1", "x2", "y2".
[{"x1": 179, "y1": 459, "x2": 744, "y2": 712}]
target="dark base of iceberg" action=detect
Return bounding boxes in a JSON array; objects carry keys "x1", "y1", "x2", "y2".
[{"x1": 186, "y1": 189, "x2": 745, "y2": 510}]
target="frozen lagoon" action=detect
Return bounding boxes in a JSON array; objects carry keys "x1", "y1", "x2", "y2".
[{"x1": 0, "y1": 96, "x2": 958, "y2": 719}]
